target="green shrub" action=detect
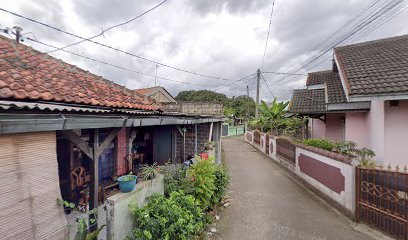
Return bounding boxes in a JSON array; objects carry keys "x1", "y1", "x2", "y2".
[
  {"x1": 302, "y1": 138, "x2": 335, "y2": 151},
  {"x1": 211, "y1": 164, "x2": 230, "y2": 206},
  {"x1": 129, "y1": 191, "x2": 204, "y2": 240},
  {"x1": 187, "y1": 157, "x2": 216, "y2": 210},
  {"x1": 161, "y1": 164, "x2": 193, "y2": 196}
]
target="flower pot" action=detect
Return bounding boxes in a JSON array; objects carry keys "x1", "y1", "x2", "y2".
[{"x1": 117, "y1": 175, "x2": 137, "y2": 193}]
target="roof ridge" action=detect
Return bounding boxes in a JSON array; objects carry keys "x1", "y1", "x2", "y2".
[{"x1": 334, "y1": 34, "x2": 408, "y2": 50}]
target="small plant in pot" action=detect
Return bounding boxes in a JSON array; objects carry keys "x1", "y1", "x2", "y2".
[
  {"x1": 117, "y1": 174, "x2": 137, "y2": 193},
  {"x1": 140, "y1": 162, "x2": 160, "y2": 181}
]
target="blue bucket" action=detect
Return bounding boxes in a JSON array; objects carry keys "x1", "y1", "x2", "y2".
[{"x1": 117, "y1": 175, "x2": 137, "y2": 193}]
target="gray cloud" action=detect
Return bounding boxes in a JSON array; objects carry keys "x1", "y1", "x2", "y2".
[{"x1": 1, "y1": 0, "x2": 407, "y2": 102}]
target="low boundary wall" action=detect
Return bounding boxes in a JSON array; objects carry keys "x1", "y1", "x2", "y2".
[
  {"x1": 245, "y1": 130, "x2": 355, "y2": 219},
  {"x1": 106, "y1": 175, "x2": 164, "y2": 240}
]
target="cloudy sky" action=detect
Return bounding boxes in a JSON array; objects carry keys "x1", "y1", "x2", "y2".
[{"x1": 1, "y1": 0, "x2": 408, "y2": 101}]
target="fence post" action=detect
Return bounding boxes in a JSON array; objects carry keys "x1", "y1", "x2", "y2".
[{"x1": 355, "y1": 167, "x2": 360, "y2": 222}]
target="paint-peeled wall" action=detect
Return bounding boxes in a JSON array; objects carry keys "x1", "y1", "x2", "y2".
[
  {"x1": 384, "y1": 100, "x2": 408, "y2": 166},
  {"x1": 345, "y1": 112, "x2": 368, "y2": 149},
  {"x1": 311, "y1": 119, "x2": 326, "y2": 139},
  {"x1": 325, "y1": 113, "x2": 345, "y2": 142}
]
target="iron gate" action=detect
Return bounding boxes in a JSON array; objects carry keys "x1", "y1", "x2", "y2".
[
  {"x1": 276, "y1": 137, "x2": 295, "y2": 165},
  {"x1": 356, "y1": 167, "x2": 408, "y2": 239}
]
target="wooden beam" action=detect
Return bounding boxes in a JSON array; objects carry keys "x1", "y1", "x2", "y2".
[
  {"x1": 90, "y1": 129, "x2": 99, "y2": 230},
  {"x1": 95, "y1": 127, "x2": 122, "y2": 159},
  {"x1": 60, "y1": 130, "x2": 93, "y2": 159}
]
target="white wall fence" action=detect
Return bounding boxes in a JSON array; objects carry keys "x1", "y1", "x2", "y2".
[{"x1": 245, "y1": 130, "x2": 355, "y2": 218}]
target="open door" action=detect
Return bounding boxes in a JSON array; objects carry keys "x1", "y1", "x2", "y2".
[{"x1": 153, "y1": 126, "x2": 173, "y2": 165}]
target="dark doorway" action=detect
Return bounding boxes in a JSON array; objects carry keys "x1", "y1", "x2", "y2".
[{"x1": 153, "y1": 126, "x2": 173, "y2": 165}]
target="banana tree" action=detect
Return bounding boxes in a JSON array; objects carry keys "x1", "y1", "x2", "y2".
[{"x1": 250, "y1": 98, "x2": 289, "y2": 132}]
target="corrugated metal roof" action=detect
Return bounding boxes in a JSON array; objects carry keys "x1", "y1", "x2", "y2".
[{"x1": 0, "y1": 100, "x2": 225, "y2": 119}]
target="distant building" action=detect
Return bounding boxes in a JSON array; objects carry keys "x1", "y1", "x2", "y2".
[{"x1": 134, "y1": 86, "x2": 177, "y2": 103}]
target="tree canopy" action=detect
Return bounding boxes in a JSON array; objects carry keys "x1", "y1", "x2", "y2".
[{"x1": 175, "y1": 90, "x2": 228, "y2": 102}]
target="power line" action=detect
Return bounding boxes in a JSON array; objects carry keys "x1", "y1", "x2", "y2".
[
  {"x1": 270, "y1": 0, "x2": 405, "y2": 88},
  {"x1": 0, "y1": 7, "x2": 235, "y2": 82},
  {"x1": 268, "y1": 0, "x2": 392, "y2": 87},
  {"x1": 261, "y1": 72, "x2": 275, "y2": 98},
  {"x1": 261, "y1": 71, "x2": 306, "y2": 76},
  {"x1": 260, "y1": 0, "x2": 277, "y2": 69},
  {"x1": 214, "y1": 73, "x2": 257, "y2": 92},
  {"x1": 47, "y1": 0, "x2": 168, "y2": 53},
  {"x1": 25, "y1": 36, "x2": 224, "y2": 87}
]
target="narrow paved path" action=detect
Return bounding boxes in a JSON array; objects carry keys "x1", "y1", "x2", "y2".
[{"x1": 215, "y1": 136, "x2": 372, "y2": 240}]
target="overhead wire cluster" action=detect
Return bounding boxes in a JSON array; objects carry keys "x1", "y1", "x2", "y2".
[
  {"x1": 0, "y1": 6, "x2": 245, "y2": 88},
  {"x1": 264, "y1": 0, "x2": 408, "y2": 90}
]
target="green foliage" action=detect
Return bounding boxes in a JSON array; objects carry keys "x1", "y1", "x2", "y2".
[
  {"x1": 129, "y1": 191, "x2": 204, "y2": 240},
  {"x1": 119, "y1": 175, "x2": 137, "y2": 182},
  {"x1": 175, "y1": 90, "x2": 228, "y2": 103},
  {"x1": 303, "y1": 138, "x2": 335, "y2": 151},
  {"x1": 224, "y1": 95, "x2": 256, "y2": 119},
  {"x1": 223, "y1": 107, "x2": 235, "y2": 117},
  {"x1": 57, "y1": 198, "x2": 75, "y2": 209},
  {"x1": 187, "y1": 157, "x2": 216, "y2": 210},
  {"x1": 161, "y1": 165, "x2": 192, "y2": 196},
  {"x1": 211, "y1": 164, "x2": 230, "y2": 206},
  {"x1": 141, "y1": 163, "x2": 160, "y2": 181},
  {"x1": 303, "y1": 139, "x2": 376, "y2": 166},
  {"x1": 57, "y1": 199, "x2": 104, "y2": 240},
  {"x1": 279, "y1": 116, "x2": 305, "y2": 137},
  {"x1": 250, "y1": 98, "x2": 289, "y2": 132}
]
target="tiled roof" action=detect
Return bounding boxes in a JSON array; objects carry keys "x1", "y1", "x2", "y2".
[
  {"x1": 324, "y1": 72, "x2": 347, "y2": 104},
  {"x1": 306, "y1": 70, "x2": 334, "y2": 86},
  {"x1": 335, "y1": 34, "x2": 408, "y2": 96},
  {"x1": 288, "y1": 89, "x2": 326, "y2": 114},
  {"x1": 0, "y1": 35, "x2": 158, "y2": 111},
  {"x1": 135, "y1": 86, "x2": 161, "y2": 95}
]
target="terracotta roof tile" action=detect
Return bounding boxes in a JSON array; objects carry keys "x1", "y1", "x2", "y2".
[{"x1": 0, "y1": 35, "x2": 158, "y2": 111}]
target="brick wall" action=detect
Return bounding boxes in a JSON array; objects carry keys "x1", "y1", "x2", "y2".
[
  {"x1": 116, "y1": 128, "x2": 127, "y2": 175},
  {"x1": 161, "y1": 102, "x2": 223, "y2": 116},
  {"x1": 175, "y1": 123, "x2": 212, "y2": 161}
]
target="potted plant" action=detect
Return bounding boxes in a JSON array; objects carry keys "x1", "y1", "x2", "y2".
[
  {"x1": 140, "y1": 163, "x2": 160, "y2": 181},
  {"x1": 117, "y1": 174, "x2": 137, "y2": 193}
]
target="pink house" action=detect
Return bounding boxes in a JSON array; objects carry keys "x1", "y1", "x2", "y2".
[{"x1": 289, "y1": 35, "x2": 408, "y2": 166}]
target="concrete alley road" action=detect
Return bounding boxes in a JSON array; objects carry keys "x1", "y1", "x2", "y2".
[{"x1": 215, "y1": 136, "x2": 373, "y2": 240}]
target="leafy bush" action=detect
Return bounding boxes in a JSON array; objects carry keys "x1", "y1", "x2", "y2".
[
  {"x1": 302, "y1": 138, "x2": 335, "y2": 151},
  {"x1": 129, "y1": 191, "x2": 204, "y2": 240},
  {"x1": 161, "y1": 165, "x2": 193, "y2": 196},
  {"x1": 211, "y1": 164, "x2": 230, "y2": 206},
  {"x1": 187, "y1": 156, "x2": 216, "y2": 210}
]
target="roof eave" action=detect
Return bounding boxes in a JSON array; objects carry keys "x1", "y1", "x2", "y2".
[{"x1": 349, "y1": 92, "x2": 408, "y2": 101}]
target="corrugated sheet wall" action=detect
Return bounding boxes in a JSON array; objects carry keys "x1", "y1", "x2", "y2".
[{"x1": 0, "y1": 131, "x2": 68, "y2": 240}]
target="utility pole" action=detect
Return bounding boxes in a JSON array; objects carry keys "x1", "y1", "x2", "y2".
[
  {"x1": 246, "y1": 85, "x2": 249, "y2": 119},
  {"x1": 154, "y1": 64, "x2": 159, "y2": 87},
  {"x1": 255, "y1": 69, "x2": 261, "y2": 119}
]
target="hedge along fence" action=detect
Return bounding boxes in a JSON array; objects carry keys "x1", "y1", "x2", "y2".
[{"x1": 245, "y1": 129, "x2": 356, "y2": 218}]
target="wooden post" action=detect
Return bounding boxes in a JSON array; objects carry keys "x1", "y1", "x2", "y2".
[
  {"x1": 90, "y1": 129, "x2": 99, "y2": 229},
  {"x1": 208, "y1": 122, "x2": 213, "y2": 142},
  {"x1": 194, "y1": 124, "x2": 198, "y2": 154}
]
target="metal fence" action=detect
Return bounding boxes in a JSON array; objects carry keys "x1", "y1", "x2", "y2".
[
  {"x1": 222, "y1": 124, "x2": 245, "y2": 137},
  {"x1": 276, "y1": 137, "x2": 296, "y2": 165},
  {"x1": 356, "y1": 167, "x2": 408, "y2": 239}
]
